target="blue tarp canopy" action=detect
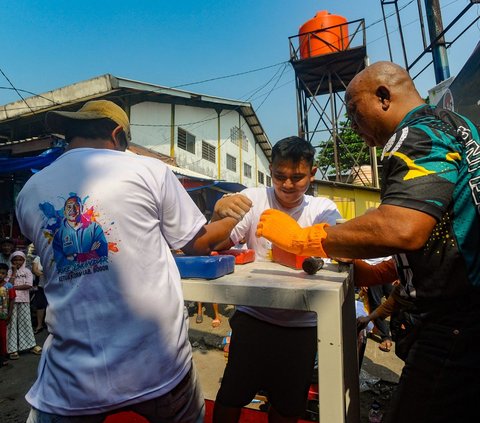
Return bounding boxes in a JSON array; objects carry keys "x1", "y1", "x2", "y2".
[
  {"x1": 185, "y1": 180, "x2": 246, "y2": 193},
  {"x1": 0, "y1": 148, "x2": 63, "y2": 174},
  {"x1": 184, "y1": 180, "x2": 246, "y2": 213},
  {"x1": 0, "y1": 148, "x2": 246, "y2": 213}
]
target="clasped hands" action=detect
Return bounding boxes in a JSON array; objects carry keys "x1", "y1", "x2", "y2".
[
  {"x1": 214, "y1": 197, "x2": 330, "y2": 258},
  {"x1": 256, "y1": 209, "x2": 329, "y2": 257}
]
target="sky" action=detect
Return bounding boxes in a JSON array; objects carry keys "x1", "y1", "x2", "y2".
[{"x1": 1, "y1": 0, "x2": 478, "y2": 144}]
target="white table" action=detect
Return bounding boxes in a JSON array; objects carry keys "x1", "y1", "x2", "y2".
[{"x1": 181, "y1": 260, "x2": 359, "y2": 423}]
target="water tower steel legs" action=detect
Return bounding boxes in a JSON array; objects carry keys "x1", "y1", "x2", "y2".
[{"x1": 329, "y1": 73, "x2": 341, "y2": 182}]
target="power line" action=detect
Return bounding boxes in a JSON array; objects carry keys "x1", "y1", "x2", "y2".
[
  {"x1": 0, "y1": 62, "x2": 291, "y2": 114},
  {"x1": 130, "y1": 63, "x2": 291, "y2": 129},
  {"x1": 0, "y1": 0, "x2": 475, "y2": 123},
  {"x1": 0, "y1": 86, "x2": 59, "y2": 105},
  {"x1": 368, "y1": 0, "x2": 466, "y2": 46},
  {"x1": 0, "y1": 68, "x2": 37, "y2": 114},
  {"x1": 171, "y1": 61, "x2": 288, "y2": 89},
  {"x1": 173, "y1": 65, "x2": 291, "y2": 171},
  {"x1": 254, "y1": 63, "x2": 289, "y2": 112},
  {"x1": 365, "y1": 0, "x2": 416, "y2": 30}
]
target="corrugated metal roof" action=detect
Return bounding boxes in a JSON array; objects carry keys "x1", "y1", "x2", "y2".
[{"x1": 167, "y1": 164, "x2": 215, "y2": 181}]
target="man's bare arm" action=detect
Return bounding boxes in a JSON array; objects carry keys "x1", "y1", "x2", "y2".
[
  {"x1": 181, "y1": 217, "x2": 239, "y2": 256},
  {"x1": 323, "y1": 204, "x2": 437, "y2": 258},
  {"x1": 201, "y1": 193, "x2": 253, "y2": 251}
]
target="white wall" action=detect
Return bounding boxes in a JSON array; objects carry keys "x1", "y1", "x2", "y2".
[
  {"x1": 130, "y1": 101, "x2": 271, "y2": 187},
  {"x1": 130, "y1": 102, "x2": 171, "y2": 153}
]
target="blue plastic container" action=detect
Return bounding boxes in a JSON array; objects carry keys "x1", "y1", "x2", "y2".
[{"x1": 174, "y1": 255, "x2": 235, "y2": 279}]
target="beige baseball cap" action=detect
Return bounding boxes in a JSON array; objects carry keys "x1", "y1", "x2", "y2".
[{"x1": 46, "y1": 100, "x2": 131, "y2": 141}]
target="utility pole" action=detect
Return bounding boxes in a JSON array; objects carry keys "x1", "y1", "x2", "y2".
[{"x1": 424, "y1": 0, "x2": 450, "y2": 83}]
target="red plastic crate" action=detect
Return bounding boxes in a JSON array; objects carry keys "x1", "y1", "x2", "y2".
[
  {"x1": 105, "y1": 412, "x2": 148, "y2": 423},
  {"x1": 216, "y1": 249, "x2": 256, "y2": 264}
]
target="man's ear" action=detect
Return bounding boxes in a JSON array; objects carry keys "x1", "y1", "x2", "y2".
[
  {"x1": 376, "y1": 86, "x2": 391, "y2": 111},
  {"x1": 111, "y1": 125, "x2": 126, "y2": 151},
  {"x1": 310, "y1": 166, "x2": 318, "y2": 182}
]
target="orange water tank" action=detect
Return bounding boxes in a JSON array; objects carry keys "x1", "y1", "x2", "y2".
[{"x1": 299, "y1": 11, "x2": 349, "y2": 59}]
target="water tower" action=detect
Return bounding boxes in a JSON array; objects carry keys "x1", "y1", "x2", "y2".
[{"x1": 289, "y1": 12, "x2": 372, "y2": 185}]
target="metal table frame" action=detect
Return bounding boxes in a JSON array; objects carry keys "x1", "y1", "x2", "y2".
[{"x1": 181, "y1": 261, "x2": 359, "y2": 423}]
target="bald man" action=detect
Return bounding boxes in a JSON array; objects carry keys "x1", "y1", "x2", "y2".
[{"x1": 256, "y1": 62, "x2": 480, "y2": 423}]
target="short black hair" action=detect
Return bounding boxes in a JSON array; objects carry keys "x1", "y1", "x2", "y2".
[
  {"x1": 0, "y1": 263, "x2": 9, "y2": 272},
  {"x1": 65, "y1": 118, "x2": 128, "y2": 150},
  {"x1": 271, "y1": 136, "x2": 316, "y2": 167},
  {"x1": 0, "y1": 238, "x2": 15, "y2": 246}
]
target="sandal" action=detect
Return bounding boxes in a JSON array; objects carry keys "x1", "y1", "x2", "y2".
[
  {"x1": 9, "y1": 352, "x2": 19, "y2": 360},
  {"x1": 211, "y1": 319, "x2": 221, "y2": 328},
  {"x1": 195, "y1": 314, "x2": 203, "y2": 324},
  {"x1": 30, "y1": 346, "x2": 42, "y2": 355},
  {"x1": 379, "y1": 339, "x2": 392, "y2": 352}
]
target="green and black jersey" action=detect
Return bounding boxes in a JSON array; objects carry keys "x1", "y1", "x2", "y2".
[{"x1": 380, "y1": 105, "x2": 480, "y2": 305}]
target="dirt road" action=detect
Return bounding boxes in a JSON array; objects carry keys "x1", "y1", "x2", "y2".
[{"x1": 0, "y1": 305, "x2": 403, "y2": 422}]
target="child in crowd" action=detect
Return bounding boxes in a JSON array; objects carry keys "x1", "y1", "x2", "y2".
[
  {"x1": 7, "y1": 251, "x2": 42, "y2": 359},
  {"x1": 0, "y1": 237, "x2": 16, "y2": 265},
  {"x1": 0, "y1": 263, "x2": 15, "y2": 366}
]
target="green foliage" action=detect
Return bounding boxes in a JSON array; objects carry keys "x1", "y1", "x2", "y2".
[{"x1": 315, "y1": 120, "x2": 381, "y2": 179}]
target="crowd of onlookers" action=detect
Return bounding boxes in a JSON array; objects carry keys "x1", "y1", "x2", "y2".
[{"x1": 0, "y1": 236, "x2": 46, "y2": 367}]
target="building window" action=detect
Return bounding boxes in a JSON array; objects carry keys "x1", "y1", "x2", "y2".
[
  {"x1": 258, "y1": 171, "x2": 265, "y2": 185},
  {"x1": 178, "y1": 128, "x2": 195, "y2": 154},
  {"x1": 266, "y1": 175, "x2": 272, "y2": 187},
  {"x1": 226, "y1": 154, "x2": 237, "y2": 172},
  {"x1": 202, "y1": 141, "x2": 216, "y2": 163},
  {"x1": 244, "y1": 163, "x2": 252, "y2": 178},
  {"x1": 230, "y1": 126, "x2": 248, "y2": 152}
]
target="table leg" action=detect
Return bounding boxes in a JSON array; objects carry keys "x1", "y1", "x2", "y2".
[{"x1": 313, "y1": 279, "x2": 359, "y2": 423}]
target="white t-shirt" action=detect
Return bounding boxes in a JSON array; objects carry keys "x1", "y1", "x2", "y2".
[
  {"x1": 231, "y1": 187, "x2": 342, "y2": 327},
  {"x1": 16, "y1": 148, "x2": 206, "y2": 415}
]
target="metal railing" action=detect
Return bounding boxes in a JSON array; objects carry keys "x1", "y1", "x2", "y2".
[{"x1": 288, "y1": 18, "x2": 366, "y2": 62}]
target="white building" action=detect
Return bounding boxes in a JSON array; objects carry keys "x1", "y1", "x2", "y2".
[{"x1": 0, "y1": 74, "x2": 273, "y2": 188}]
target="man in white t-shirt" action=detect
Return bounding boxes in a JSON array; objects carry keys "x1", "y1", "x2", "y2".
[
  {"x1": 211, "y1": 137, "x2": 342, "y2": 423},
  {"x1": 16, "y1": 100, "x2": 239, "y2": 423}
]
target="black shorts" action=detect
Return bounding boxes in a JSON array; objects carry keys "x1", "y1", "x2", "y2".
[
  {"x1": 384, "y1": 312, "x2": 480, "y2": 423},
  {"x1": 31, "y1": 287, "x2": 48, "y2": 310},
  {"x1": 215, "y1": 311, "x2": 317, "y2": 417}
]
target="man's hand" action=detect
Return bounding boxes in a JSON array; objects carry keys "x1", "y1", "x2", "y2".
[
  {"x1": 356, "y1": 315, "x2": 371, "y2": 331},
  {"x1": 256, "y1": 209, "x2": 329, "y2": 257},
  {"x1": 213, "y1": 194, "x2": 252, "y2": 222}
]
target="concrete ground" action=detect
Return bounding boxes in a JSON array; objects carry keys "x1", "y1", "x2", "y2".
[
  {"x1": 189, "y1": 302, "x2": 404, "y2": 421},
  {"x1": 0, "y1": 303, "x2": 403, "y2": 422}
]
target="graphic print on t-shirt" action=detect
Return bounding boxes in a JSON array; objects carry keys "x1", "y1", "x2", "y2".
[
  {"x1": 39, "y1": 192, "x2": 119, "y2": 280},
  {"x1": 0, "y1": 285, "x2": 12, "y2": 319}
]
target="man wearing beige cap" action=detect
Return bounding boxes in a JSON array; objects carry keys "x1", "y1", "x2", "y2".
[{"x1": 16, "y1": 100, "x2": 240, "y2": 423}]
